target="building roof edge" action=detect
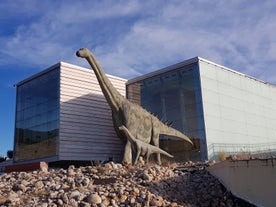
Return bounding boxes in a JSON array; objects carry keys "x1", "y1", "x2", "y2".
[
  {"x1": 16, "y1": 61, "x2": 127, "y2": 87},
  {"x1": 15, "y1": 62, "x2": 62, "y2": 86},
  {"x1": 127, "y1": 57, "x2": 199, "y2": 84},
  {"x1": 197, "y1": 57, "x2": 276, "y2": 87},
  {"x1": 127, "y1": 56, "x2": 276, "y2": 88},
  {"x1": 60, "y1": 62, "x2": 127, "y2": 81}
]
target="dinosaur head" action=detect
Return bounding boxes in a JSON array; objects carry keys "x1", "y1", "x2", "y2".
[{"x1": 76, "y1": 48, "x2": 91, "y2": 58}]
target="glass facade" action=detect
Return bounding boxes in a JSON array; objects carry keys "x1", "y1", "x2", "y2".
[
  {"x1": 14, "y1": 68, "x2": 60, "y2": 161},
  {"x1": 127, "y1": 63, "x2": 207, "y2": 161}
]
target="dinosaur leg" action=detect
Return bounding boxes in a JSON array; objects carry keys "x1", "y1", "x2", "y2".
[
  {"x1": 152, "y1": 133, "x2": 161, "y2": 164},
  {"x1": 134, "y1": 148, "x2": 141, "y2": 164},
  {"x1": 146, "y1": 150, "x2": 150, "y2": 163},
  {"x1": 123, "y1": 141, "x2": 132, "y2": 164}
]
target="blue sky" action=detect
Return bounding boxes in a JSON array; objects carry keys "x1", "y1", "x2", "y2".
[{"x1": 1, "y1": 0, "x2": 276, "y2": 156}]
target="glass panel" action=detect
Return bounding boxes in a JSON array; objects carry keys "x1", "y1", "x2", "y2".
[
  {"x1": 127, "y1": 63, "x2": 207, "y2": 161},
  {"x1": 14, "y1": 68, "x2": 60, "y2": 161}
]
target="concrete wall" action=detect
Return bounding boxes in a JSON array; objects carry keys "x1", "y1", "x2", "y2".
[{"x1": 207, "y1": 159, "x2": 276, "y2": 207}]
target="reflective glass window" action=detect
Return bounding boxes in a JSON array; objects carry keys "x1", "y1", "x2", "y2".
[
  {"x1": 127, "y1": 63, "x2": 206, "y2": 161},
  {"x1": 14, "y1": 68, "x2": 60, "y2": 161}
]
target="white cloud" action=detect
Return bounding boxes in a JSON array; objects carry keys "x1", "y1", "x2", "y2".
[
  {"x1": 0, "y1": 0, "x2": 276, "y2": 83},
  {"x1": 97, "y1": 0, "x2": 276, "y2": 82}
]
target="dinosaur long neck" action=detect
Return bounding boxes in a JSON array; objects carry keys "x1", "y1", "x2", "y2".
[
  {"x1": 85, "y1": 53, "x2": 123, "y2": 111},
  {"x1": 122, "y1": 127, "x2": 136, "y2": 145}
]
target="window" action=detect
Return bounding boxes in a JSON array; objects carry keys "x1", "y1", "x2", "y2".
[
  {"x1": 14, "y1": 68, "x2": 60, "y2": 161},
  {"x1": 127, "y1": 63, "x2": 206, "y2": 161}
]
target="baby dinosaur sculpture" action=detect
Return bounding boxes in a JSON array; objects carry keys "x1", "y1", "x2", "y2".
[
  {"x1": 76, "y1": 48, "x2": 193, "y2": 164},
  {"x1": 119, "y1": 125, "x2": 173, "y2": 164}
]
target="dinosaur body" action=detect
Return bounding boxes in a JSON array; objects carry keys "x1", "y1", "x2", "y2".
[
  {"x1": 76, "y1": 48, "x2": 193, "y2": 164},
  {"x1": 119, "y1": 125, "x2": 173, "y2": 164}
]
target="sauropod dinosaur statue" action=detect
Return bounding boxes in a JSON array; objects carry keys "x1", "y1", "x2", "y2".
[
  {"x1": 118, "y1": 125, "x2": 173, "y2": 164},
  {"x1": 76, "y1": 48, "x2": 193, "y2": 164}
]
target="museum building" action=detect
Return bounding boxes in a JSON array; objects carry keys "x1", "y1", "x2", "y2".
[
  {"x1": 14, "y1": 62, "x2": 126, "y2": 163},
  {"x1": 13, "y1": 57, "x2": 276, "y2": 163}
]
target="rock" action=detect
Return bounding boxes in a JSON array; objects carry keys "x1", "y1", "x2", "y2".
[
  {"x1": 55, "y1": 184, "x2": 61, "y2": 190},
  {"x1": 12, "y1": 183, "x2": 26, "y2": 192},
  {"x1": 87, "y1": 193, "x2": 102, "y2": 204},
  {"x1": 101, "y1": 196, "x2": 110, "y2": 206},
  {"x1": 141, "y1": 171, "x2": 153, "y2": 181},
  {"x1": 119, "y1": 194, "x2": 127, "y2": 202},
  {"x1": 62, "y1": 183, "x2": 70, "y2": 190},
  {"x1": 37, "y1": 203, "x2": 48, "y2": 207},
  {"x1": 48, "y1": 203, "x2": 57, "y2": 207},
  {"x1": 35, "y1": 181, "x2": 44, "y2": 189},
  {"x1": 69, "y1": 198, "x2": 78, "y2": 207},
  {"x1": 104, "y1": 163, "x2": 112, "y2": 169},
  {"x1": 61, "y1": 193, "x2": 69, "y2": 204},
  {"x1": 129, "y1": 197, "x2": 136, "y2": 204},
  {"x1": 79, "y1": 201, "x2": 91, "y2": 207},
  {"x1": 150, "y1": 196, "x2": 164, "y2": 206},
  {"x1": 7, "y1": 191, "x2": 20, "y2": 203},
  {"x1": 0, "y1": 161, "x2": 254, "y2": 207},
  {"x1": 89, "y1": 167, "x2": 98, "y2": 174},
  {"x1": 70, "y1": 190, "x2": 81, "y2": 200},
  {"x1": 138, "y1": 156, "x2": 145, "y2": 165},
  {"x1": 50, "y1": 191, "x2": 58, "y2": 199},
  {"x1": 169, "y1": 202, "x2": 178, "y2": 207},
  {"x1": 110, "y1": 162, "x2": 119, "y2": 169},
  {"x1": 67, "y1": 168, "x2": 76, "y2": 176},
  {"x1": 57, "y1": 199, "x2": 63, "y2": 206},
  {"x1": 40, "y1": 162, "x2": 48, "y2": 172},
  {"x1": 0, "y1": 195, "x2": 7, "y2": 204},
  {"x1": 21, "y1": 180, "x2": 30, "y2": 186},
  {"x1": 82, "y1": 177, "x2": 90, "y2": 186}
]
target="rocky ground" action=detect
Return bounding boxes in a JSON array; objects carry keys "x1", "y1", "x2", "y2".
[{"x1": 0, "y1": 161, "x2": 255, "y2": 207}]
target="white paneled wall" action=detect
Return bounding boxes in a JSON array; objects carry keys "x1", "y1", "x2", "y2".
[
  {"x1": 59, "y1": 62, "x2": 126, "y2": 161},
  {"x1": 199, "y1": 60, "x2": 276, "y2": 159}
]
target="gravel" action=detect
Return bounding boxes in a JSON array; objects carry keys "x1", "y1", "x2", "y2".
[{"x1": 0, "y1": 161, "x2": 255, "y2": 207}]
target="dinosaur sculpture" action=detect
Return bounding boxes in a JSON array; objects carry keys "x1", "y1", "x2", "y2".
[
  {"x1": 119, "y1": 125, "x2": 173, "y2": 164},
  {"x1": 76, "y1": 48, "x2": 193, "y2": 164}
]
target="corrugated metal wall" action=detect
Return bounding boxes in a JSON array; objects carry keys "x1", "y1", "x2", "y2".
[{"x1": 59, "y1": 62, "x2": 126, "y2": 161}]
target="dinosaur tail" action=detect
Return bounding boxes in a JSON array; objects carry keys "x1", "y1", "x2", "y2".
[
  {"x1": 159, "y1": 123, "x2": 194, "y2": 146},
  {"x1": 159, "y1": 149, "x2": 174, "y2": 158}
]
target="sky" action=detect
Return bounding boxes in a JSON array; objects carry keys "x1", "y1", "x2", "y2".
[{"x1": 1, "y1": 0, "x2": 276, "y2": 156}]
